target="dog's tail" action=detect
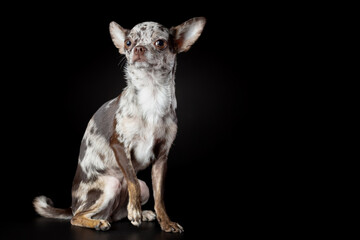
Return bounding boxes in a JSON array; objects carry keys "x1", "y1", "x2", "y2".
[{"x1": 33, "y1": 196, "x2": 73, "y2": 220}]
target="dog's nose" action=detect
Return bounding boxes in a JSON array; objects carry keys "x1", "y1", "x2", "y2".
[{"x1": 134, "y1": 46, "x2": 146, "y2": 55}]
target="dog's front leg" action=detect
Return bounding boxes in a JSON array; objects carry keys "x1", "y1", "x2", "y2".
[
  {"x1": 152, "y1": 155, "x2": 184, "y2": 233},
  {"x1": 110, "y1": 137, "x2": 142, "y2": 226}
]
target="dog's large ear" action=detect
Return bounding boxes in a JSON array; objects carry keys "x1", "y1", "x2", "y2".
[
  {"x1": 109, "y1": 21, "x2": 129, "y2": 54},
  {"x1": 170, "y1": 17, "x2": 206, "y2": 53}
]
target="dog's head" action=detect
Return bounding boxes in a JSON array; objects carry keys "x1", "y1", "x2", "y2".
[{"x1": 109, "y1": 17, "x2": 206, "y2": 71}]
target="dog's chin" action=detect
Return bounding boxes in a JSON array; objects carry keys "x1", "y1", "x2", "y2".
[{"x1": 133, "y1": 61, "x2": 150, "y2": 69}]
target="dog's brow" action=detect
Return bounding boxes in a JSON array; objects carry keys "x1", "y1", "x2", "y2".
[{"x1": 130, "y1": 22, "x2": 169, "y2": 39}]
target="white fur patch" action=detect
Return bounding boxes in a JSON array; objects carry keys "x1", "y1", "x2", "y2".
[
  {"x1": 116, "y1": 65, "x2": 177, "y2": 171},
  {"x1": 126, "y1": 65, "x2": 174, "y2": 123}
]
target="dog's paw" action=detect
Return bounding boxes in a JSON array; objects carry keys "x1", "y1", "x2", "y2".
[
  {"x1": 159, "y1": 220, "x2": 184, "y2": 233},
  {"x1": 127, "y1": 203, "x2": 142, "y2": 226},
  {"x1": 142, "y1": 210, "x2": 156, "y2": 221},
  {"x1": 94, "y1": 220, "x2": 111, "y2": 231}
]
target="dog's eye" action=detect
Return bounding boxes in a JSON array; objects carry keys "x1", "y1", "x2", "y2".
[
  {"x1": 124, "y1": 39, "x2": 132, "y2": 49},
  {"x1": 154, "y1": 39, "x2": 167, "y2": 50}
]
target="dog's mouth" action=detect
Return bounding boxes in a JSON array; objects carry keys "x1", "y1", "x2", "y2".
[
  {"x1": 131, "y1": 55, "x2": 152, "y2": 69},
  {"x1": 132, "y1": 55, "x2": 147, "y2": 63}
]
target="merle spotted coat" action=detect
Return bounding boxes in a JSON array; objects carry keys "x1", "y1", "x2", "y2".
[{"x1": 33, "y1": 17, "x2": 206, "y2": 233}]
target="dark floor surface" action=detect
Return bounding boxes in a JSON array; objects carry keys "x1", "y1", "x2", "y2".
[{"x1": 1, "y1": 217, "x2": 186, "y2": 240}]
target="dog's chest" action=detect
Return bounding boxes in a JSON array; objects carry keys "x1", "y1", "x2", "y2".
[
  {"x1": 136, "y1": 79, "x2": 171, "y2": 122},
  {"x1": 117, "y1": 82, "x2": 174, "y2": 170},
  {"x1": 132, "y1": 123, "x2": 163, "y2": 169}
]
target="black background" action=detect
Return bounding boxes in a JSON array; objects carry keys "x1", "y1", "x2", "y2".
[{"x1": 1, "y1": 2, "x2": 300, "y2": 238}]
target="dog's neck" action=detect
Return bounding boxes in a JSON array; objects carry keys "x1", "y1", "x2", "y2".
[{"x1": 121, "y1": 63, "x2": 177, "y2": 124}]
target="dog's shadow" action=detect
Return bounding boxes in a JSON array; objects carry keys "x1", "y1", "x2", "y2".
[{"x1": 33, "y1": 217, "x2": 184, "y2": 240}]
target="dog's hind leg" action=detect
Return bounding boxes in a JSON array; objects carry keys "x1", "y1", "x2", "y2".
[
  {"x1": 111, "y1": 179, "x2": 156, "y2": 222},
  {"x1": 71, "y1": 176, "x2": 122, "y2": 231},
  {"x1": 71, "y1": 213, "x2": 112, "y2": 231}
]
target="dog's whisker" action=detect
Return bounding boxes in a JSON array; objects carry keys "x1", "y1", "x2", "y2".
[
  {"x1": 118, "y1": 56, "x2": 127, "y2": 69},
  {"x1": 117, "y1": 56, "x2": 124, "y2": 66}
]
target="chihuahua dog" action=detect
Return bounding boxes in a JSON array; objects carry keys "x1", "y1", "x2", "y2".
[{"x1": 33, "y1": 17, "x2": 205, "y2": 233}]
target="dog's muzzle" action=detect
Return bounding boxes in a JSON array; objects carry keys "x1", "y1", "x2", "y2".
[{"x1": 132, "y1": 45, "x2": 147, "y2": 63}]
